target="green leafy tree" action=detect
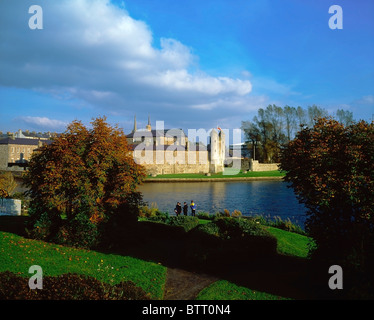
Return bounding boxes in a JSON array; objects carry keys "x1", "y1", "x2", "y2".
[
  {"x1": 280, "y1": 118, "x2": 374, "y2": 295},
  {"x1": 24, "y1": 117, "x2": 146, "y2": 248}
]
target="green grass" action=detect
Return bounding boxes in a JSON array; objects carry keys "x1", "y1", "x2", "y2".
[
  {"x1": 266, "y1": 226, "x2": 313, "y2": 258},
  {"x1": 196, "y1": 280, "x2": 290, "y2": 300},
  {"x1": 0, "y1": 219, "x2": 313, "y2": 300},
  {"x1": 195, "y1": 223, "x2": 312, "y2": 300},
  {"x1": 198, "y1": 218, "x2": 212, "y2": 225},
  {"x1": 0, "y1": 231, "x2": 166, "y2": 299},
  {"x1": 146, "y1": 170, "x2": 285, "y2": 179}
]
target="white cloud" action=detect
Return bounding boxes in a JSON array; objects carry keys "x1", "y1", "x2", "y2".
[
  {"x1": 354, "y1": 95, "x2": 374, "y2": 105},
  {"x1": 17, "y1": 116, "x2": 68, "y2": 130},
  {"x1": 0, "y1": 0, "x2": 258, "y2": 130}
]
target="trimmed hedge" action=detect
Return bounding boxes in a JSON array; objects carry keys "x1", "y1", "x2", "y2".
[
  {"x1": 167, "y1": 216, "x2": 200, "y2": 232},
  {"x1": 141, "y1": 213, "x2": 200, "y2": 232},
  {"x1": 0, "y1": 271, "x2": 151, "y2": 300},
  {"x1": 184, "y1": 217, "x2": 278, "y2": 270}
]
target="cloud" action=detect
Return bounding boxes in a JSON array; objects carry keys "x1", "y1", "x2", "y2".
[
  {"x1": 17, "y1": 116, "x2": 68, "y2": 131},
  {"x1": 0, "y1": 0, "x2": 253, "y2": 127},
  {"x1": 353, "y1": 95, "x2": 374, "y2": 105},
  {"x1": 251, "y1": 77, "x2": 300, "y2": 96}
]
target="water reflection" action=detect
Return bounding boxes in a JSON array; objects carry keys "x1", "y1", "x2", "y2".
[{"x1": 138, "y1": 180, "x2": 307, "y2": 227}]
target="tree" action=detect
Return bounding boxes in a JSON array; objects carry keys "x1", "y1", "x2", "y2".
[
  {"x1": 307, "y1": 105, "x2": 328, "y2": 127},
  {"x1": 295, "y1": 106, "x2": 307, "y2": 128},
  {"x1": 336, "y1": 109, "x2": 354, "y2": 126},
  {"x1": 242, "y1": 105, "x2": 352, "y2": 164},
  {"x1": 279, "y1": 118, "x2": 374, "y2": 295},
  {"x1": 23, "y1": 117, "x2": 146, "y2": 248},
  {"x1": 283, "y1": 105, "x2": 297, "y2": 142},
  {"x1": 241, "y1": 121, "x2": 261, "y2": 160},
  {"x1": 0, "y1": 172, "x2": 17, "y2": 198}
]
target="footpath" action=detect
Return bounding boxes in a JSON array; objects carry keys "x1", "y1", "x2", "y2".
[{"x1": 163, "y1": 268, "x2": 218, "y2": 300}]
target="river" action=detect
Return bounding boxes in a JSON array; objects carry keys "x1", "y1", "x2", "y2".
[{"x1": 138, "y1": 180, "x2": 307, "y2": 228}]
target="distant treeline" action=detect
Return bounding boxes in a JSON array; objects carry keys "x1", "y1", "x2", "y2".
[{"x1": 241, "y1": 105, "x2": 354, "y2": 163}]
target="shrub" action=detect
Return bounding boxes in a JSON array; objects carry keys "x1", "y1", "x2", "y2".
[
  {"x1": 223, "y1": 209, "x2": 231, "y2": 217},
  {"x1": 196, "y1": 212, "x2": 214, "y2": 220},
  {"x1": 231, "y1": 209, "x2": 242, "y2": 217},
  {"x1": 167, "y1": 215, "x2": 200, "y2": 232},
  {"x1": 140, "y1": 206, "x2": 170, "y2": 223},
  {"x1": 138, "y1": 204, "x2": 164, "y2": 218},
  {"x1": 185, "y1": 216, "x2": 277, "y2": 269},
  {"x1": 270, "y1": 216, "x2": 306, "y2": 235},
  {"x1": 0, "y1": 271, "x2": 150, "y2": 300},
  {"x1": 213, "y1": 216, "x2": 271, "y2": 239},
  {"x1": 194, "y1": 221, "x2": 220, "y2": 237}
]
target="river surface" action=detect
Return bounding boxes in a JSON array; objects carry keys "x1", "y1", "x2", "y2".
[{"x1": 138, "y1": 180, "x2": 307, "y2": 228}]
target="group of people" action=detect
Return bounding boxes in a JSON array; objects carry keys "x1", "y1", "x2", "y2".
[{"x1": 174, "y1": 200, "x2": 197, "y2": 216}]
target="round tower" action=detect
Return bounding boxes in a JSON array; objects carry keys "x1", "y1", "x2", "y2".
[{"x1": 210, "y1": 129, "x2": 219, "y2": 173}]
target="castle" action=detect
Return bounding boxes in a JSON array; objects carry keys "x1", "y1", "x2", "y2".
[
  {"x1": 0, "y1": 118, "x2": 227, "y2": 175},
  {"x1": 126, "y1": 116, "x2": 226, "y2": 175}
]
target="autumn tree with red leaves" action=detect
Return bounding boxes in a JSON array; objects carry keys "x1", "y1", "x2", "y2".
[
  {"x1": 280, "y1": 118, "x2": 374, "y2": 296},
  {"x1": 24, "y1": 117, "x2": 146, "y2": 248}
]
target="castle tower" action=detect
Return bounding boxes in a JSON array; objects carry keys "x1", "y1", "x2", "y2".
[
  {"x1": 209, "y1": 128, "x2": 225, "y2": 173},
  {"x1": 146, "y1": 115, "x2": 152, "y2": 131},
  {"x1": 219, "y1": 129, "x2": 226, "y2": 168},
  {"x1": 132, "y1": 115, "x2": 137, "y2": 133},
  {"x1": 209, "y1": 129, "x2": 219, "y2": 173}
]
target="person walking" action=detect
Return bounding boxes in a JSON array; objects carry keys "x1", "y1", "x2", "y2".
[
  {"x1": 183, "y1": 202, "x2": 188, "y2": 216},
  {"x1": 190, "y1": 200, "x2": 196, "y2": 217},
  {"x1": 174, "y1": 202, "x2": 182, "y2": 216}
]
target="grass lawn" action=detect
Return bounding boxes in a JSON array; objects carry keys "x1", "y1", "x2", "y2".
[
  {"x1": 146, "y1": 170, "x2": 285, "y2": 179},
  {"x1": 0, "y1": 231, "x2": 166, "y2": 299},
  {"x1": 266, "y1": 226, "x2": 314, "y2": 258},
  {"x1": 198, "y1": 218, "x2": 212, "y2": 225},
  {"x1": 196, "y1": 280, "x2": 290, "y2": 300},
  {"x1": 195, "y1": 223, "x2": 312, "y2": 300},
  {"x1": 0, "y1": 217, "x2": 312, "y2": 300}
]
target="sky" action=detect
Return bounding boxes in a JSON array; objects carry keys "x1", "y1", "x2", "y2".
[{"x1": 0, "y1": 0, "x2": 373, "y2": 136}]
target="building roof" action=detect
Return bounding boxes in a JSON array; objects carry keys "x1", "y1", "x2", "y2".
[
  {"x1": 14, "y1": 129, "x2": 57, "y2": 139},
  {"x1": 0, "y1": 137, "x2": 52, "y2": 146},
  {"x1": 126, "y1": 129, "x2": 186, "y2": 139}
]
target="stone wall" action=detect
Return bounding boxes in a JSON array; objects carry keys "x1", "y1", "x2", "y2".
[
  {"x1": 132, "y1": 149, "x2": 215, "y2": 175},
  {"x1": 0, "y1": 142, "x2": 39, "y2": 171},
  {"x1": 250, "y1": 159, "x2": 280, "y2": 172},
  {"x1": 0, "y1": 199, "x2": 22, "y2": 216},
  {"x1": 0, "y1": 145, "x2": 8, "y2": 170}
]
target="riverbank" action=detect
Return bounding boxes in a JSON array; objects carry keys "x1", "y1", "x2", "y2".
[{"x1": 145, "y1": 170, "x2": 285, "y2": 182}]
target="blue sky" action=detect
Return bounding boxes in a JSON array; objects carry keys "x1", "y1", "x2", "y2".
[{"x1": 0, "y1": 0, "x2": 373, "y2": 134}]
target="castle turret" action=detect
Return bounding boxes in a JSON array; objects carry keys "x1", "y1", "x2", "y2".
[
  {"x1": 132, "y1": 115, "x2": 137, "y2": 133},
  {"x1": 219, "y1": 129, "x2": 226, "y2": 166},
  {"x1": 146, "y1": 115, "x2": 152, "y2": 131},
  {"x1": 209, "y1": 129, "x2": 219, "y2": 173},
  {"x1": 209, "y1": 128, "x2": 225, "y2": 173}
]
